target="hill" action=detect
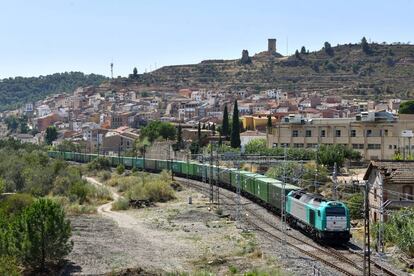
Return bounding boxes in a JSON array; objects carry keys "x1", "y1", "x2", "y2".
[
  {"x1": 120, "y1": 42, "x2": 414, "y2": 100},
  {"x1": 0, "y1": 72, "x2": 107, "y2": 111}
]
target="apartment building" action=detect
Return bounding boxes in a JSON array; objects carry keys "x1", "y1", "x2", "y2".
[{"x1": 267, "y1": 112, "x2": 414, "y2": 160}]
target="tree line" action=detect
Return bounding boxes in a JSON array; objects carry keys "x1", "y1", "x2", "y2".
[{"x1": 0, "y1": 72, "x2": 107, "y2": 111}]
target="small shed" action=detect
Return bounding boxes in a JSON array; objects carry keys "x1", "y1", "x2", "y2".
[{"x1": 363, "y1": 161, "x2": 414, "y2": 223}]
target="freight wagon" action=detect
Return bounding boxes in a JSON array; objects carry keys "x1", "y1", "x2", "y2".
[{"x1": 48, "y1": 151, "x2": 350, "y2": 244}]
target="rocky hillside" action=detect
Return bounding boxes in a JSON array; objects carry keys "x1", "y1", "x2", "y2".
[{"x1": 119, "y1": 42, "x2": 414, "y2": 100}]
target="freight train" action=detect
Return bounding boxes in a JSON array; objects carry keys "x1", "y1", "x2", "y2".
[{"x1": 48, "y1": 151, "x2": 351, "y2": 244}]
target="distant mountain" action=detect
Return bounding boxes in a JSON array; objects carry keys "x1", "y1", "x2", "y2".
[
  {"x1": 119, "y1": 42, "x2": 414, "y2": 100},
  {"x1": 0, "y1": 72, "x2": 108, "y2": 111}
]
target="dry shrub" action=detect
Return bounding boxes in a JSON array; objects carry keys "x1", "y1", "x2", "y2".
[{"x1": 126, "y1": 170, "x2": 175, "y2": 203}]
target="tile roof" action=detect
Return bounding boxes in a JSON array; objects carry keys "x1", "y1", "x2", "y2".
[{"x1": 364, "y1": 161, "x2": 414, "y2": 184}]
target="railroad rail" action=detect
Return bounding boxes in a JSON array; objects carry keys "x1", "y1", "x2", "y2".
[{"x1": 176, "y1": 176, "x2": 400, "y2": 276}]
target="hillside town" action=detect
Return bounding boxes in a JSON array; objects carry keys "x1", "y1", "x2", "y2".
[{"x1": 0, "y1": 83, "x2": 407, "y2": 158}]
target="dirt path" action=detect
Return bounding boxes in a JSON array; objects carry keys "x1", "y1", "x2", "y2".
[{"x1": 84, "y1": 176, "x2": 145, "y2": 230}]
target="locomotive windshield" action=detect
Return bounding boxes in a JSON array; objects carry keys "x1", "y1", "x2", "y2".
[{"x1": 326, "y1": 207, "x2": 346, "y2": 216}]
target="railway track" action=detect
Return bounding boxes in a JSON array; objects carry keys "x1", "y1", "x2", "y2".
[{"x1": 175, "y1": 176, "x2": 401, "y2": 276}]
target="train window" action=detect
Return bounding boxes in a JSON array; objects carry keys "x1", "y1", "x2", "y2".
[
  {"x1": 317, "y1": 210, "x2": 321, "y2": 216},
  {"x1": 326, "y1": 207, "x2": 346, "y2": 216}
]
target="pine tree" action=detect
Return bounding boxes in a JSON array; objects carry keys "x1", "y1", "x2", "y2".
[
  {"x1": 361, "y1": 37, "x2": 370, "y2": 54},
  {"x1": 267, "y1": 115, "x2": 272, "y2": 129},
  {"x1": 133, "y1": 67, "x2": 138, "y2": 77},
  {"x1": 295, "y1": 50, "x2": 300, "y2": 59},
  {"x1": 176, "y1": 123, "x2": 183, "y2": 149},
  {"x1": 218, "y1": 130, "x2": 222, "y2": 147},
  {"x1": 45, "y1": 126, "x2": 58, "y2": 145},
  {"x1": 15, "y1": 198, "x2": 73, "y2": 271},
  {"x1": 222, "y1": 105, "x2": 229, "y2": 140},
  {"x1": 231, "y1": 100, "x2": 241, "y2": 148},
  {"x1": 300, "y1": 46, "x2": 306, "y2": 54}
]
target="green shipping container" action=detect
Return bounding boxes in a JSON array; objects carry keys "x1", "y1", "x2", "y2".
[
  {"x1": 123, "y1": 157, "x2": 133, "y2": 168},
  {"x1": 172, "y1": 161, "x2": 182, "y2": 174},
  {"x1": 133, "y1": 158, "x2": 144, "y2": 169},
  {"x1": 266, "y1": 178, "x2": 300, "y2": 210},
  {"x1": 144, "y1": 159, "x2": 156, "y2": 171}
]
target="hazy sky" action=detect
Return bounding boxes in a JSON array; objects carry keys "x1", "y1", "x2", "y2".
[{"x1": 1, "y1": 0, "x2": 413, "y2": 78}]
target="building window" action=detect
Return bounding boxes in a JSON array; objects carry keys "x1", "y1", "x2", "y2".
[
  {"x1": 292, "y1": 130, "x2": 299, "y2": 137},
  {"x1": 367, "y1": 144, "x2": 381, "y2": 150},
  {"x1": 384, "y1": 129, "x2": 388, "y2": 136},
  {"x1": 351, "y1": 130, "x2": 356, "y2": 137},
  {"x1": 281, "y1": 143, "x2": 289, "y2": 148},
  {"x1": 389, "y1": 145, "x2": 392, "y2": 149},
  {"x1": 366, "y1": 129, "x2": 372, "y2": 137},
  {"x1": 320, "y1": 130, "x2": 326, "y2": 137},
  {"x1": 305, "y1": 130, "x2": 312, "y2": 137},
  {"x1": 272, "y1": 143, "x2": 278, "y2": 148},
  {"x1": 374, "y1": 188, "x2": 377, "y2": 200},
  {"x1": 403, "y1": 185, "x2": 413, "y2": 200},
  {"x1": 293, "y1": 143, "x2": 304, "y2": 148},
  {"x1": 336, "y1": 130, "x2": 341, "y2": 137},
  {"x1": 352, "y1": 144, "x2": 364, "y2": 149},
  {"x1": 307, "y1": 143, "x2": 317, "y2": 148}
]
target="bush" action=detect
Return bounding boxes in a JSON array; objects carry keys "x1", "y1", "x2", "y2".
[
  {"x1": 125, "y1": 171, "x2": 175, "y2": 203},
  {"x1": 112, "y1": 198, "x2": 129, "y2": 211},
  {"x1": 69, "y1": 181, "x2": 88, "y2": 204},
  {"x1": 0, "y1": 255, "x2": 20, "y2": 276},
  {"x1": 0, "y1": 193, "x2": 34, "y2": 218},
  {"x1": 98, "y1": 171, "x2": 111, "y2": 182},
  {"x1": 13, "y1": 198, "x2": 73, "y2": 271},
  {"x1": 345, "y1": 193, "x2": 364, "y2": 219},
  {"x1": 87, "y1": 157, "x2": 111, "y2": 171},
  {"x1": 116, "y1": 164, "x2": 125, "y2": 175}
]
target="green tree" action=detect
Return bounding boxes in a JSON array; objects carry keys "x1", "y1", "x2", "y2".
[
  {"x1": 45, "y1": 126, "x2": 58, "y2": 145},
  {"x1": 295, "y1": 50, "x2": 300, "y2": 59},
  {"x1": 0, "y1": 178, "x2": 4, "y2": 194},
  {"x1": 361, "y1": 36, "x2": 371, "y2": 54},
  {"x1": 317, "y1": 144, "x2": 360, "y2": 168},
  {"x1": 134, "y1": 137, "x2": 150, "y2": 156},
  {"x1": 399, "y1": 100, "x2": 414, "y2": 114},
  {"x1": 140, "y1": 121, "x2": 176, "y2": 142},
  {"x1": 231, "y1": 100, "x2": 241, "y2": 148},
  {"x1": 158, "y1": 122, "x2": 176, "y2": 140},
  {"x1": 324, "y1": 41, "x2": 334, "y2": 56},
  {"x1": 222, "y1": 105, "x2": 229, "y2": 140},
  {"x1": 267, "y1": 115, "x2": 272, "y2": 130},
  {"x1": 300, "y1": 46, "x2": 307, "y2": 54},
  {"x1": 14, "y1": 198, "x2": 73, "y2": 271},
  {"x1": 116, "y1": 164, "x2": 125, "y2": 175},
  {"x1": 176, "y1": 123, "x2": 183, "y2": 149},
  {"x1": 346, "y1": 193, "x2": 364, "y2": 219},
  {"x1": 218, "y1": 130, "x2": 222, "y2": 146},
  {"x1": 245, "y1": 138, "x2": 267, "y2": 154},
  {"x1": 133, "y1": 67, "x2": 138, "y2": 77}
]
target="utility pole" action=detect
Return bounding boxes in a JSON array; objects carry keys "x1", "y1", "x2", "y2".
[
  {"x1": 314, "y1": 145, "x2": 319, "y2": 191},
  {"x1": 281, "y1": 145, "x2": 287, "y2": 251},
  {"x1": 186, "y1": 152, "x2": 190, "y2": 181},
  {"x1": 363, "y1": 180, "x2": 371, "y2": 276},
  {"x1": 332, "y1": 162, "x2": 337, "y2": 200},
  {"x1": 216, "y1": 148, "x2": 220, "y2": 207},
  {"x1": 209, "y1": 145, "x2": 214, "y2": 204},
  {"x1": 236, "y1": 161, "x2": 241, "y2": 228}
]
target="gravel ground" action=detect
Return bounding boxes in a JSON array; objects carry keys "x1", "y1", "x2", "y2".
[
  {"x1": 60, "y1": 173, "x2": 406, "y2": 276},
  {"x1": 62, "y1": 182, "x2": 283, "y2": 275}
]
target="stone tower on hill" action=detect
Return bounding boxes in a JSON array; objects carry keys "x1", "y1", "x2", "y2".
[{"x1": 268, "y1": 38, "x2": 276, "y2": 54}]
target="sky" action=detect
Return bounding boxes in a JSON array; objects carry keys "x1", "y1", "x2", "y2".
[{"x1": 0, "y1": 0, "x2": 413, "y2": 78}]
